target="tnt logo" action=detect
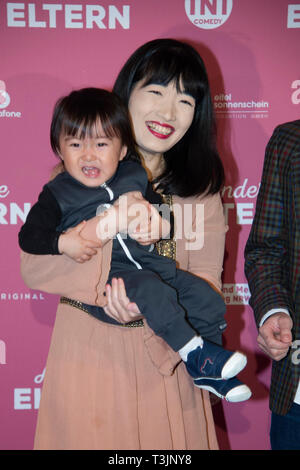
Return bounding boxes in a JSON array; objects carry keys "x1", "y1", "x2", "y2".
[
  {"x1": 185, "y1": 0, "x2": 233, "y2": 30},
  {"x1": 0, "y1": 81, "x2": 11, "y2": 109}
]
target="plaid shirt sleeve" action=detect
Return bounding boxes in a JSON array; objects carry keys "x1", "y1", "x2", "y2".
[{"x1": 244, "y1": 126, "x2": 294, "y2": 327}]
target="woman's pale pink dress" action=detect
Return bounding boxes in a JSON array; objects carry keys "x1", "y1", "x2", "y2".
[{"x1": 21, "y1": 193, "x2": 227, "y2": 450}]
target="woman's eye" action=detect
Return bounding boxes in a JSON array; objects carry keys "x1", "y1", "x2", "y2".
[
  {"x1": 180, "y1": 99, "x2": 194, "y2": 107},
  {"x1": 148, "y1": 89, "x2": 162, "y2": 95}
]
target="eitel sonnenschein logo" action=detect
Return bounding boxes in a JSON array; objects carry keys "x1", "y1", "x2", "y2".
[
  {"x1": 185, "y1": 0, "x2": 233, "y2": 30},
  {"x1": 0, "y1": 81, "x2": 11, "y2": 109}
]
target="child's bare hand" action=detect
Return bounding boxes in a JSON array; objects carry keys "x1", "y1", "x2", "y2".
[{"x1": 58, "y1": 220, "x2": 102, "y2": 263}]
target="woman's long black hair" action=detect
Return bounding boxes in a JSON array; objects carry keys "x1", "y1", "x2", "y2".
[{"x1": 113, "y1": 38, "x2": 224, "y2": 197}]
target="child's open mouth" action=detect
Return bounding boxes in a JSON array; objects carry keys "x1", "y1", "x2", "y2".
[{"x1": 82, "y1": 166, "x2": 100, "y2": 178}]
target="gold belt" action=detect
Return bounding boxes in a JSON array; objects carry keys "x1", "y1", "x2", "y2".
[{"x1": 59, "y1": 296, "x2": 144, "y2": 328}]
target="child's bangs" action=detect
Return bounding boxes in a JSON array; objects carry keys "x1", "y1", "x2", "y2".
[{"x1": 61, "y1": 112, "x2": 119, "y2": 140}]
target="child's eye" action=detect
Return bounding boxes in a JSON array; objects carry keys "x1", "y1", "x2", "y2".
[
  {"x1": 97, "y1": 142, "x2": 107, "y2": 147},
  {"x1": 70, "y1": 142, "x2": 80, "y2": 147}
]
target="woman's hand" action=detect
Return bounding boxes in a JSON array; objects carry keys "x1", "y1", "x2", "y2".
[
  {"x1": 50, "y1": 161, "x2": 64, "y2": 180},
  {"x1": 131, "y1": 203, "x2": 171, "y2": 245},
  {"x1": 114, "y1": 191, "x2": 170, "y2": 245},
  {"x1": 114, "y1": 191, "x2": 151, "y2": 233},
  {"x1": 103, "y1": 277, "x2": 142, "y2": 323}
]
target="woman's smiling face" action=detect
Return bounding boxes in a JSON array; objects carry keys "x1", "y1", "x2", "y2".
[{"x1": 128, "y1": 79, "x2": 195, "y2": 158}]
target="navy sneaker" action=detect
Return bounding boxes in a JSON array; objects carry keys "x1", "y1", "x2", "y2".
[
  {"x1": 194, "y1": 376, "x2": 252, "y2": 402},
  {"x1": 184, "y1": 340, "x2": 247, "y2": 380}
]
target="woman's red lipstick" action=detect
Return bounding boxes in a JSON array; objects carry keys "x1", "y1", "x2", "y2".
[{"x1": 146, "y1": 121, "x2": 175, "y2": 139}]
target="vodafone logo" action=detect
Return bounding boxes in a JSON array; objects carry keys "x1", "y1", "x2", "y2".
[
  {"x1": 185, "y1": 0, "x2": 233, "y2": 29},
  {"x1": 0, "y1": 80, "x2": 22, "y2": 118},
  {"x1": 0, "y1": 80, "x2": 11, "y2": 109}
]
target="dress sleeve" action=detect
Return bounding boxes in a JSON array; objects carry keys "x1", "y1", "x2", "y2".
[
  {"x1": 20, "y1": 239, "x2": 111, "y2": 306},
  {"x1": 186, "y1": 192, "x2": 228, "y2": 293},
  {"x1": 19, "y1": 212, "x2": 111, "y2": 304}
]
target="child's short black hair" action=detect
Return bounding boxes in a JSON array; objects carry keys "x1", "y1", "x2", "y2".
[{"x1": 50, "y1": 87, "x2": 139, "y2": 162}]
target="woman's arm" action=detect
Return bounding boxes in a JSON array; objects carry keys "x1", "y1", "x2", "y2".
[
  {"x1": 181, "y1": 192, "x2": 228, "y2": 292},
  {"x1": 20, "y1": 212, "x2": 112, "y2": 304},
  {"x1": 20, "y1": 241, "x2": 109, "y2": 305},
  {"x1": 19, "y1": 201, "x2": 116, "y2": 295},
  {"x1": 20, "y1": 191, "x2": 153, "y2": 301}
]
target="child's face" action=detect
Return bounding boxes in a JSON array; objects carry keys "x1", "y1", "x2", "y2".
[{"x1": 58, "y1": 123, "x2": 127, "y2": 187}]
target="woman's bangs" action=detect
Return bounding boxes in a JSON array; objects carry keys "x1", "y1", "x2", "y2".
[
  {"x1": 181, "y1": 68, "x2": 206, "y2": 102},
  {"x1": 141, "y1": 54, "x2": 182, "y2": 86},
  {"x1": 141, "y1": 54, "x2": 201, "y2": 101}
]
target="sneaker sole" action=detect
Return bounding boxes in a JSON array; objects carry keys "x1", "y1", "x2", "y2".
[
  {"x1": 221, "y1": 352, "x2": 247, "y2": 379},
  {"x1": 195, "y1": 383, "x2": 252, "y2": 403}
]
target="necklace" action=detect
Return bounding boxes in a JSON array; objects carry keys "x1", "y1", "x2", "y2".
[{"x1": 155, "y1": 194, "x2": 176, "y2": 261}]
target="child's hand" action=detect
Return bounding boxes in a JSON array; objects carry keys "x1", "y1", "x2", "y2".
[{"x1": 58, "y1": 221, "x2": 102, "y2": 263}]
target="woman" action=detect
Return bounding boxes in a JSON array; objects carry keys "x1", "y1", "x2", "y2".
[{"x1": 20, "y1": 39, "x2": 227, "y2": 450}]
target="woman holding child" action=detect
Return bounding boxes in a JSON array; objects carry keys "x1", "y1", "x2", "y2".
[{"x1": 20, "y1": 39, "x2": 228, "y2": 450}]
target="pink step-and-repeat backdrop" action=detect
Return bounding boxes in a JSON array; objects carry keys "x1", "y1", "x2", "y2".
[{"x1": 1, "y1": 0, "x2": 300, "y2": 450}]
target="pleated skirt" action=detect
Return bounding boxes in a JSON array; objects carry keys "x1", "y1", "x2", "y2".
[{"x1": 34, "y1": 303, "x2": 219, "y2": 450}]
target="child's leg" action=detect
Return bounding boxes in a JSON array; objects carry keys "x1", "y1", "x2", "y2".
[
  {"x1": 108, "y1": 267, "x2": 251, "y2": 402},
  {"x1": 173, "y1": 269, "x2": 227, "y2": 345},
  {"x1": 173, "y1": 270, "x2": 246, "y2": 373},
  {"x1": 107, "y1": 267, "x2": 198, "y2": 351},
  {"x1": 170, "y1": 269, "x2": 251, "y2": 401}
]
